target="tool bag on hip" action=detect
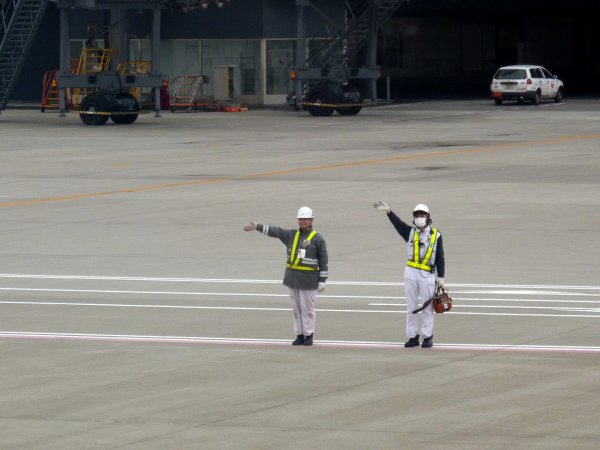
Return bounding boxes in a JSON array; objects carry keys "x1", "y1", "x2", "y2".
[
  {"x1": 412, "y1": 287, "x2": 453, "y2": 314},
  {"x1": 432, "y1": 287, "x2": 453, "y2": 313}
]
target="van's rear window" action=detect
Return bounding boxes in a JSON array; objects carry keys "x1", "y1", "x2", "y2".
[{"x1": 494, "y1": 69, "x2": 527, "y2": 80}]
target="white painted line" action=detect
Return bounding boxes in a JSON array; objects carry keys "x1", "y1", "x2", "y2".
[
  {"x1": 0, "y1": 273, "x2": 402, "y2": 286},
  {"x1": 370, "y1": 303, "x2": 600, "y2": 310},
  {"x1": 451, "y1": 290, "x2": 600, "y2": 297},
  {"x1": 0, "y1": 273, "x2": 599, "y2": 290},
  {"x1": 2, "y1": 286, "x2": 599, "y2": 304},
  {"x1": 0, "y1": 287, "x2": 400, "y2": 300},
  {"x1": 372, "y1": 297, "x2": 600, "y2": 304},
  {"x1": 1, "y1": 287, "x2": 598, "y2": 304},
  {"x1": 2, "y1": 301, "x2": 600, "y2": 318},
  {"x1": 1, "y1": 331, "x2": 599, "y2": 353},
  {"x1": 0, "y1": 301, "x2": 291, "y2": 312},
  {"x1": 0, "y1": 287, "x2": 289, "y2": 297},
  {"x1": 441, "y1": 311, "x2": 600, "y2": 318}
]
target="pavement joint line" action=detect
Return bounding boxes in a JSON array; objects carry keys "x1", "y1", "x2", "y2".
[
  {"x1": 2, "y1": 132, "x2": 600, "y2": 208},
  {"x1": 1, "y1": 331, "x2": 599, "y2": 353}
]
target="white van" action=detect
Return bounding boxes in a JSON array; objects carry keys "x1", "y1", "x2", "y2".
[{"x1": 490, "y1": 65, "x2": 564, "y2": 105}]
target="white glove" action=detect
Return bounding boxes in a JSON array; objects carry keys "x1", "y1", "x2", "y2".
[
  {"x1": 317, "y1": 282, "x2": 326, "y2": 293},
  {"x1": 372, "y1": 200, "x2": 390, "y2": 213},
  {"x1": 436, "y1": 277, "x2": 445, "y2": 291},
  {"x1": 243, "y1": 221, "x2": 257, "y2": 232}
]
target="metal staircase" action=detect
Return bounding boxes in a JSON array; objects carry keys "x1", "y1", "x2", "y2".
[
  {"x1": 307, "y1": 0, "x2": 407, "y2": 68},
  {"x1": 0, "y1": 0, "x2": 49, "y2": 112}
]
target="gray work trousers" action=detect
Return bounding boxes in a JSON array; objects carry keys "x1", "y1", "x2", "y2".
[
  {"x1": 404, "y1": 266, "x2": 436, "y2": 339},
  {"x1": 288, "y1": 288, "x2": 317, "y2": 336}
]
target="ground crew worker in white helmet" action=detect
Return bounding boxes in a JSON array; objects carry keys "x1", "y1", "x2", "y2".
[
  {"x1": 243, "y1": 207, "x2": 328, "y2": 346},
  {"x1": 373, "y1": 201, "x2": 445, "y2": 348}
]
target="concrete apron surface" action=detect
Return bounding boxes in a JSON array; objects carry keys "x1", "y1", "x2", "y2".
[{"x1": 0, "y1": 99, "x2": 599, "y2": 449}]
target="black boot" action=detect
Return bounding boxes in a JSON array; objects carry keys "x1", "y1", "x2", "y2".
[
  {"x1": 303, "y1": 334, "x2": 313, "y2": 346},
  {"x1": 421, "y1": 336, "x2": 433, "y2": 348},
  {"x1": 292, "y1": 335, "x2": 304, "y2": 346},
  {"x1": 404, "y1": 335, "x2": 420, "y2": 348}
]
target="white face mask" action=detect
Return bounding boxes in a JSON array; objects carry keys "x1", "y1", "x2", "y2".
[{"x1": 414, "y1": 217, "x2": 427, "y2": 228}]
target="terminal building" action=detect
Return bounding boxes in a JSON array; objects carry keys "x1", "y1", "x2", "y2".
[{"x1": 7, "y1": 0, "x2": 600, "y2": 107}]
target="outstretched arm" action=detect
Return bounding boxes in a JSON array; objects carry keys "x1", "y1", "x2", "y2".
[
  {"x1": 243, "y1": 222, "x2": 292, "y2": 244},
  {"x1": 373, "y1": 201, "x2": 411, "y2": 241},
  {"x1": 243, "y1": 221, "x2": 257, "y2": 232}
]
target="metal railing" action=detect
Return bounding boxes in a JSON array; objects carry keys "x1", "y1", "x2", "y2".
[
  {"x1": 1, "y1": 0, "x2": 49, "y2": 111},
  {"x1": 306, "y1": 0, "x2": 408, "y2": 68}
]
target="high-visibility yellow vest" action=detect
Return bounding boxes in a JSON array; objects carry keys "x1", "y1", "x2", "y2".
[
  {"x1": 406, "y1": 228, "x2": 438, "y2": 272},
  {"x1": 287, "y1": 230, "x2": 317, "y2": 271}
]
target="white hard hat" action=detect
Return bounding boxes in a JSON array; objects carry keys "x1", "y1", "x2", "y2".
[
  {"x1": 413, "y1": 203, "x2": 430, "y2": 215},
  {"x1": 297, "y1": 206, "x2": 314, "y2": 219}
]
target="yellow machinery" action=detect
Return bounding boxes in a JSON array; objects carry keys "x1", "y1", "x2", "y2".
[
  {"x1": 71, "y1": 48, "x2": 116, "y2": 108},
  {"x1": 116, "y1": 60, "x2": 152, "y2": 103},
  {"x1": 42, "y1": 51, "x2": 151, "y2": 111}
]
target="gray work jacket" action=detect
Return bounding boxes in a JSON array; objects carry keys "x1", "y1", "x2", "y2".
[{"x1": 256, "y1": 224, "x2": 328, "y2": 290}]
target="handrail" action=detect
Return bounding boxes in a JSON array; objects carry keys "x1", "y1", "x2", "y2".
[
  {"x1": 304, "y1": 0, "x2": 408, "y2": 69},
  {"x1": 0, "y1": 0, "x2": 20, "y2": 51}
]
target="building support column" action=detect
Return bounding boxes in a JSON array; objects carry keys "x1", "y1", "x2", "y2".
[
  {"x1": 151, "y1": 7, "x2": 161, "y2": 116},
  {"x1": 109, "y1": 7, "x2": 127, "y2": 71},
  {"x1": 366, "y1": 0, "x2": 379, "y2": 101},
  {"x1": 58, "y1": 6, "x2": 70, "y2": 117},
  {"x1": 260, "y1": 39, "x2": 267, "y2": 105},
  {"x1": 294, "y1": 0, "x2": 309, "y2": 111}
]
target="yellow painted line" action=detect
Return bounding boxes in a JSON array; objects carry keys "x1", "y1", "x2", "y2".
[
  {"x1": 2, "y1": 133, "x2": 600, "y2": 208},
  {"x1": 0, "y1": 178, "x2": 229, "y2": 207}
]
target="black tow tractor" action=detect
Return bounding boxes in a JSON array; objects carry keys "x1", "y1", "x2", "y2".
[
  {"x1": 75, "y1": 70, "x2": 142, "y2": 125},
  {"x1": 78, "y1": 90, "x2": 140, "y2": 125},
  {"x1": 55, "y1": 1, "x2": 166, "y2": 125},
  {"x1": 299, "y1": 81, "x2": 363, "y2": 116},
  {"x1": 290, "y1": 76, "x2": 368, "y2": 117},
  {"x1": 288, "y1": 0, "x2": 409, "y2": 117}
]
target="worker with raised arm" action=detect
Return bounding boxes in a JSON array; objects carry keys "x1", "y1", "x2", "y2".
[
  {"x1": 373, "y1": 201, "x2": 445, "y2": 348},
  {"x1": 243, "y1": 207, "x2": 328, "y2": 346}
]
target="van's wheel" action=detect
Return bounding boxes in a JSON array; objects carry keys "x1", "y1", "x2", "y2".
[
  {"x1": 110, "y1": 92, "x2": 140, "y2": 124},
  {"x1": 337, "y1": 85, "x2": 362, "y2": 115},
  {"x1": 336, "y1": 106, "x2": 362, "y2": 115},
  {"x1": 494, "y1": 99, "x2": 503, "y2": 105},
  {"x1": 554, "y1": 87, "x2": 563, "y2": 103},
  {"x1": 306, "y1": 86, "x2": 335, "y2": 117},
  {"x1": 79, "y1": 93, "x2": 109, "y2": 125},
  {"x1": 532, "y1": 90, "x2": 541, "y2": 105}
]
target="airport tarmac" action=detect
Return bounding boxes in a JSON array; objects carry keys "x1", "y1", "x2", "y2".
[{"x1": 1, "y1": 99, "x2": 599, "y2": 449}]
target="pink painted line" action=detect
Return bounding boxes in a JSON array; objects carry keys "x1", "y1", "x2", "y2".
[{"x1": 1, "y1": 331, "x2": 600, "y2": 354}]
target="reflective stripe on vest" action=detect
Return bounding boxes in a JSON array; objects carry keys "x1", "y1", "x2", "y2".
[
  {"x1": 287, "y1": 230, "x2": 317, "y2": 271},
  {"x1": 406, "y1": 228, "x2": 438, "y2": 272}
]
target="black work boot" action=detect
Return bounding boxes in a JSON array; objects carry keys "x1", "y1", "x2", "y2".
[
  {"x1": 421, "y1": 336, "x2": 433, "y2": 348},
  {"x1": 404, "y1": 335, "x2": 420, "y2": 348},
  {"x1": 303, "y1": 334, "x2": 313, "y2": 346},
  {"x1": 292, "y1": 335, "x2": 304, "y2": 346}
]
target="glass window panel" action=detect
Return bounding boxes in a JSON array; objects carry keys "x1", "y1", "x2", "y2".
[
  {"x1": 161, "y1": 40, "x2": 202, "y2": 83},
  {"x1": 201, "y1": 40, "x2": 261, "y2": 96},
  {"x1": 266, "y1": 40, "x2": 295, "y2": 95},
  {"x1": 129, "y1": 38, "x2": 151, "y2": 61}
]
